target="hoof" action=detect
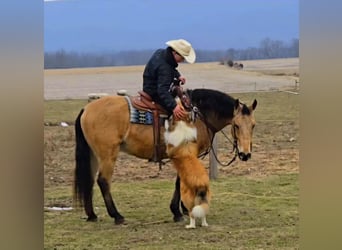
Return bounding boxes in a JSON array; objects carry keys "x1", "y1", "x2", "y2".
[
  {"x1": 173, "y1": 215, "x2": 184, "y2": 222},
  {"x1": 185, "y1": 225, "x2": 196, "y2": 229},
  {"x1": 86, "y1": 215, "x2": 98, "y2": 222},
  {"x1": 114, "y1": 217, "x2": 125, "y2": 225}
]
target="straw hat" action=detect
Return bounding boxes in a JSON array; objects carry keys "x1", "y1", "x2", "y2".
[{"x1": 166, "y1": 39, "x2": 196, "y2": 64}]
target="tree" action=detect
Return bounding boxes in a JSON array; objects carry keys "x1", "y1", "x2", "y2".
[{"x1": 44, "y1": 37, "x2": 299, "y2": 69}]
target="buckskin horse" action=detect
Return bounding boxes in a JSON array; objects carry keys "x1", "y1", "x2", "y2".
[{"x1": 73, "y1": 87, "x2": 257, "y2": 224}]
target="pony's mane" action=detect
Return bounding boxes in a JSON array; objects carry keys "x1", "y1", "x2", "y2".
[
  {"x1": 188, "y1": 88, "x2": 236, "y2": 119},
  {"x1": 241, "y1": 104, "x2": 251, "y2": 115}
]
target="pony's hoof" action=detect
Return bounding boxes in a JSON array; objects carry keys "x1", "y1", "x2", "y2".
[
  {"x1": 114, "y1": 217, "x2": 125, "y2": 225},
  {"x1": 185, "y1": 225, "x2": 196, "y2": 229},
  {"x1": 173, "y1": 216, "x2": 184, "y2": 222},
  {"x1": 201, "y1": 223, "x2": 208, "y2": 227},
  {"x1": 86, "y1": 215, "x2": 98, "y2": 222}
]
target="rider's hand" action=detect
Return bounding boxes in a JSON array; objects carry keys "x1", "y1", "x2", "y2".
[
  {"x1": 178, "y1": 76, "x2": 186, "y2": 85},
  {"x1": 173, "y1": 103, "x2": 187, "y2": 120}
]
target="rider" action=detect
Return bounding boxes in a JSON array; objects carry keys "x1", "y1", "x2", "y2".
[{"x1": 142, "y1": 39, "x2": 196, "y2": 120}]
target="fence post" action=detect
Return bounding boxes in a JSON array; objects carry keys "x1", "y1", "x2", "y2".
[{"x1": 209, "y1": 135, "x2": 218, "y2": 180}]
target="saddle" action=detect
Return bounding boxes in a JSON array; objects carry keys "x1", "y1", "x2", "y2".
[
  {"x1": 129, "y1": 91, "x2": 168, "y2": 168},
  {"x1": 128, "y1": 83, "x2": 192, "y2": 169},
  {"x1": 131, "y1": 91, "x2": 168, "y2": 115}
]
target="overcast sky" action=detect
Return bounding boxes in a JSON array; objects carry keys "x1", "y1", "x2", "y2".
[{"x1": 44, "y1": 0, "x2": 299, "y2": 52}]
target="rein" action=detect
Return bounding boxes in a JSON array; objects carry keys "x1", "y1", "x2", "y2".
[
  {"x1": 194, "y1": 109, "x2": 238, "y2": 167},
  {"x1": 212, "y1": 129, "x2": 238, "y2": 167},
  {"x1": 165, "y1": 83, "x2": 239, "y2": 168},
  {"x1": 159, "y1": 110, "x2": 238, "y2": 168}
]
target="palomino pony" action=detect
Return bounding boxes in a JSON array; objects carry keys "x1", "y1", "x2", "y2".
[{"x1": 74, "y1": 88, "x2": 257, "y2": 224}]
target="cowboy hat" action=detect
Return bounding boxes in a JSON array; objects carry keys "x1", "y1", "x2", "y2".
[{"x1": 166, "y1": 39, "x2": 196, "y2": 64}]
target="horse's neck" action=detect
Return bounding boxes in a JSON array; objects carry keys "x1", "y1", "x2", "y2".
[
  {"x1": 217, "y1": 118, "x2": 232, "y2": 131},
  {"x1": 195, "y1": 119, "x2": 215, "y2": 154},
  {"x1": 203, "y1": 114, "x2": 231, "y2": 133},
  {"x1": 194, "y1": 115, "x2": 231, "y2": 154}
]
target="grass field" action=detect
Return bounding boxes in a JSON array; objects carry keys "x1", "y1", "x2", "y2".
[
  {"x1": 44, "y1": 90, "x2": 299, "y2": 249},
  {"x1": 45, "y1": 174, "x2": 298, "y2": 249}
]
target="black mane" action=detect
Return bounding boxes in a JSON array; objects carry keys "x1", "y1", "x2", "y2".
[
  {"x1": 241, "y1": 104, "x2": 251, "y2": 115},
  {"x1": 188, "y1": 88, "x2": 236, "y2": 119}
]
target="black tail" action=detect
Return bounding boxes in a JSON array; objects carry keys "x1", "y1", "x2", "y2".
[{"x1": 73, "y1": 109, "x2": 93, "y2": 207}]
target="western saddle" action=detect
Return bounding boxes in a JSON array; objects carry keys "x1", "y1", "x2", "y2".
[{"x1": 128, "y1": 83, "x2": 191, "y2": 169}]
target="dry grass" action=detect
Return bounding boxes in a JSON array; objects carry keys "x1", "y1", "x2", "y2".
[
  {"x1": 44, "y1": 58, "x2": 299, "y2": 100},
  {"x1": 44, "y1": 91, "x2": 299, "y2": 185},
  {"x1": 44, "y1": 89, "x2": 299, "y2": 249},
  {"x1": 44, "y1": 175, "x2": 298, "y2": 249},
  {"x1": 44, "y1": 58, "x2": 299, "y2": 248}
]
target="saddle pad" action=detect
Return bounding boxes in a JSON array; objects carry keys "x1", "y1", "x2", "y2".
[{"x1": 125, "y1": 96, "x2": 153, "y2": 125}]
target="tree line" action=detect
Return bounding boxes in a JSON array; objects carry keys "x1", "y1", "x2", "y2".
[{"x1": 44, "y1": 38, "x2": 298, "y2": 69}]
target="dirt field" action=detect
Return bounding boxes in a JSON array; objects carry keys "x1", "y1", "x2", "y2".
[{"x1": 44, "y1": 57, "x2": 299, "y2": 100}]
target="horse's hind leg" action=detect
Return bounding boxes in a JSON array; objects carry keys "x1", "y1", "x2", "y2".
[
  {"x1": 170, "y1": 175, "x2": 184, "y2": 222},
  {"x1": 84, "y1": 154, "x2": 100, "y2": 221},
  {"x1": 84, "y1": 179, "x2": 97, "y2": 222},
  {"x1": 97, "y1": 156, "x2": 125, "y2": 225}
]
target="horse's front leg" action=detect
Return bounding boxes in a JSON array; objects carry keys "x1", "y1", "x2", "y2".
[
  {"x1": 170, "y1": 175, "x2": 188, "y2": 222},
  {"x1": 181, "y1": 199, "x2": 189, "y2": 216},
  {"x1": 97, "y1": 163, "x2": 125, "y2": 225}
]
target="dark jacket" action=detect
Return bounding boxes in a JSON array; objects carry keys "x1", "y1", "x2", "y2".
[{"x1": 143, "y1": 47, "x2": 181, "y2": 115}]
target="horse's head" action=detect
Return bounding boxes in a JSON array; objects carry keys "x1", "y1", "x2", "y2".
[{"x1": 231, "y1": 99, "x2": 257, "y2": 161}]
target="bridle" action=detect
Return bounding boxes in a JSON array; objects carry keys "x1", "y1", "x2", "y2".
[
  {"x1": 195, "y1": 109, "x2": 239, "y2": 167},
  {"x1": 169, "y1": 81, "x2": 239, "y2": 167},
  {"x1": 169, "y1": 80, "x2": 192, "y2": 111}
]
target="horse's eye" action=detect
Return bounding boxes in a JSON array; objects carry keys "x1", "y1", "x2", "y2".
[{"x1": 234, "y1": 124, "x2": 239, "y2": 130}]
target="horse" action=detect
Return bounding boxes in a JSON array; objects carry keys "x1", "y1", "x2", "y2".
[{"x1": 73, "y1": 88, "x2": 257, "y2": 224}]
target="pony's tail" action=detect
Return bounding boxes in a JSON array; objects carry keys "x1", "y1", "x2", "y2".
[
  {"x1": 73, "y1": 109, "x2": 93, "y2": 207},
  {"x1": 192, "y1": 187, "x2": 210, "y2": 218}
]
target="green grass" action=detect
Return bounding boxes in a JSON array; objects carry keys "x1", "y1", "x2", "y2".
[
  {"x1": 44, "y1": 174, "x2": 298, "y2": 249},
  {"x1": 233, "y1": 91, "x2": 299, "y2": 122},
  {"x1": 44, "y1": 99, "x2": 87, "y2": 125}
]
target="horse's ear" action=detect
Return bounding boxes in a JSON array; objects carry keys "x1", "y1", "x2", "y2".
[
  {"x1": 251, "y1": 99, "x2": 257, "y2": 111},
  {"x1": 234, "y1": 99, "x2": 241, "y2": 115},
  {"x1": 234, "y1": 99, "x2": 240, "y2": 110}
]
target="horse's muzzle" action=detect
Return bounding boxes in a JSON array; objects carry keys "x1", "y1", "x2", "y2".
[{"x1": 238, "y1": 152, "x2": 251, "y2": 161}]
